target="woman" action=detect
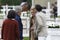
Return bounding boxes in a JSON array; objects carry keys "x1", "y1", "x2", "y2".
[
  {"x1": 35, "y1": 5, "x2": 47, "y2": 40},
  {"x1": 1, "y1": 10, "x2": 20, "y2": 40},
  {"x1": 30, "y1": 6, "x2": 37, "y2": 40}
]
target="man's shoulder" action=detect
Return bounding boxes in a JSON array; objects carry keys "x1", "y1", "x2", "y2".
[{"x1": 15, "y1": 15, "x2": 20, "y2": 18}]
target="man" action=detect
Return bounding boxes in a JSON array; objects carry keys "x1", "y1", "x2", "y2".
[
  {"x1": 53, "y1": 2, "x2": 57, "y2": 19},
  {"x1": 34, "y1": 5, "x2": 48, "y2": 40},
  {"x1": 15, "y1": 7, "x2": 23, "y2": 40},
  {"x1": 20, "y1": 2, "x2": 30, "y2": 11},
  {"x1": 20, "y1": 2, "x2": 31, "y2": 17}
]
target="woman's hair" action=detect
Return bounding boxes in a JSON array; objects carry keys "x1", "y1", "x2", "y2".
[
  {"x1": 7, "y1": 10, "x2": 16, "y2": 19},
  {"x1": 35, "y1": 4, "x2": 42, "y2": 12}
]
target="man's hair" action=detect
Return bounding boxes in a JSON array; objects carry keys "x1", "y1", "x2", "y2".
[
  {"x1": 21, "y1": 2, "x2": 31, "y2": 10},
  {"x1": 26, "y1": 3, "x2": 30, "y2": 10},
  {"x1": 15, "y1": 6, "x2": 21, "y2": 13},
  {"x1": 7, "y1": 10, "x2": 16, "y2": 19},
  {"x1": 35, "y1": 5, "x2": 42, "y2": 12}
]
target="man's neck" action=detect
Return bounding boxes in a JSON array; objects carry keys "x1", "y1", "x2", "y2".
[{"x1": 22, "y1": 10, "x2": 28, "y2": 12}]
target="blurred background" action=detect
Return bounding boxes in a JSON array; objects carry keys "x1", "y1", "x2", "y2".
[{"x1": 0, "y1": 0, "x2": 60, "y2": 40}]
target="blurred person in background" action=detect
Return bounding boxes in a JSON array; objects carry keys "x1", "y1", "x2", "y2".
[
  {"x1": 53, "y1": 2, "x2": 57, "y2": 19},
  {"x1": 34, "y1": 5, "x2": 48, "y2": 40},
  {"x1": 1, "y1": 10, "x2": 20, "y2": 40},
  {"x1": 51, "y1": 2, "x2": 57, "y2": 20},
  {"x1": 15, "y1": 7, "x2": 23, "y2": 40}
]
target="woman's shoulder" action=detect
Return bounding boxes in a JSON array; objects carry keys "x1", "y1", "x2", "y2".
[
  {"x1": 2, "y1": 19, "x2": 9, "y2": 24},
  {"x1": 4, "y1": 19, "x2": 17, "y2": 23},
  {"x1": 3, "y1": 19, "x2": 9, "y2": 22},
  {"x1": 12, "y1": 19, "x2": 18, "y2": 24},
  {"x1": 13, "y1": 20, "x2": 18, "y2": 25}
]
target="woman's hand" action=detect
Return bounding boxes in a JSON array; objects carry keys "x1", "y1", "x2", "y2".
[
  {"x1": 1, "y1": 39, "x2": 3, "y2": 40},
  {"x1": 31, "y1": 26, "x2": 34, "y2": 31}
]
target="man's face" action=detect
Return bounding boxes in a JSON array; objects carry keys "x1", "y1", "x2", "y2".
[
  {"x1": 22, "y1": 4, "x2": 28, "y2": 11},
  {"x1": 18, "y1": 10, "x2": 21, "y2": 16},
  {"x1": 30, "y1": 8, "x2": 37, "y2": 16}
]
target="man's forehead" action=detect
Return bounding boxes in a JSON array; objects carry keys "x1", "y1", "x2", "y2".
[{"x1": 20, "y1": 2, "x2": 27, "y2": 6}]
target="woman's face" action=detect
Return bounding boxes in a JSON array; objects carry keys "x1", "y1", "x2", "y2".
[{"x1": 30, "y1": 8, "x2": 37, "y2": 16}]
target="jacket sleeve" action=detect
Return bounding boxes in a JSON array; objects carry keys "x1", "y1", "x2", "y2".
[
  {"x1": 15, "y1": 22, "x2": 20, "y2": 40},
  {"x1": 15, "y1": 17, "x2": 23, "y2": 31},
  {"x1": 35, "y1": 15, "x2": 44, "y2": 34},
  {"x1": 1, "y1": 22, "x2": 5, "y2": 39}
]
